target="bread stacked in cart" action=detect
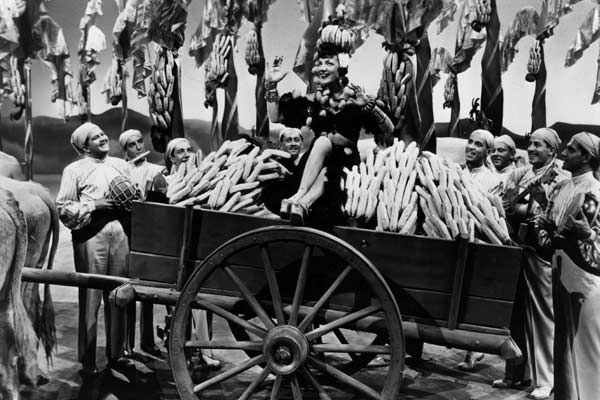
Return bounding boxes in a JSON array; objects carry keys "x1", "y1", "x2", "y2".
[
  {"x1": 342, "y1": 140, "x2": 511, "y2": 245},
  {"x1": 166, "y1": 138, "x2": 290, "y2": 218}
]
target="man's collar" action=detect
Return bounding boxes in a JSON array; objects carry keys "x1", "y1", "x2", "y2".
[
  {"x1": 572, "y1": 170, "x2": 594, "y2": 185},
  {"x1": 532, "y1": 158, "x2": 556, "y2": 175},
  {"x1": 84, "y1": 155, "x2": 107, "y2": 163},
  {"x1": 469, "y1": 164, "x2": 488, "y2": 173},
  {"x1": 498, "y1": 164, "x2": 515, "y2": 174}
]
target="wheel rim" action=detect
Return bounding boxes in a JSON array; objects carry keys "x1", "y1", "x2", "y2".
[{"x1": 170, "y1": 226, "x2": 405, "y2": 400}]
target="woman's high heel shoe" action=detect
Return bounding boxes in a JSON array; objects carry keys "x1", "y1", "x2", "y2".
[
  {"x1": 280, "y1": 199, "x2": 292, "y2": 219},
  {"x1": 290, "y1": 202, "x2": 309, "y2": 226}
]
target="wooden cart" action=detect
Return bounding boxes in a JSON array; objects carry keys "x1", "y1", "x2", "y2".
[
  {"x1": 22, "y1": 199, "x2": 523, "y2": 399},
  {"x1": 120, "y1": 201, "x2": 523, "y2": 400}
]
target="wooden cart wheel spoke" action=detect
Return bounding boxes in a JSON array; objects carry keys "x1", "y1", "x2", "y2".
[
  {"x1": 306, "y1": 304, "x2": 382, "y2": 341},
  {"x1": 288, "y1": 245, "x2": 313, "y2": 326},
  {"x1": 184, "y1": 340, "x2": 263, "y2": 351},
  {"x1": 196, "y1": 298, "x2": 268, "y2": 338},
  {"x1": 237, "y1": 366, "x2": 272, "y2": 400},
  {"x1": 307, "y1": 356, "x2": 380, "y2": 400},
  {"x1": 311, "y1": 343, "x2": 390, "y2": 354},
  {"x1": 290, "y1": 374, "x2": 303, "y2": 400},
  {"x1": 261, "y1": 245, "x2": 286, "y2": 326},
  {"x1": 193, "y1": 354, "x2": 265, "y2": 393},
  {"x1": 333, "y1": 328, "x2": 360, "y2": 360},
  {"x1": 297, "y1": 266, "x2": 352, "y2": 332},
  {"x1": 269, "y1": 375, "x2": 282, "y2": 400},
  {"x1": 224, "y1": 265, "x2": 276, "y2": 330},
  {"x1": 170, "y1": 226, "x2": 404, "y2": 400},
  {"x1": 300, "y1": 366, "x2": 332, "y2": 400}
]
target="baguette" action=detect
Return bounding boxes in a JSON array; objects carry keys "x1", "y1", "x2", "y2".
[
  {"x1": 398, "y1": 192, "x2": 417, "y2": 228},
  {"x1": 243, "y1": 147, "x2": 260, "y2": 179},
  {"x1": 215, "y1": 140, "x2": 231, "y2": 158},
  {"x1": 400, "y1": 210, "x2": 418, "y2": 234},
  {"x1": 219, "y1": 192, "x2": 242, "y2": 212},
  {"x1": 194, "y1": 190, "x2": 212, "y2": 204},
  {"x1": 366, "y1": 151, "x2": 375, "y2": 176},
  {"x1": 365, "y1": 191, "x2": 377, "y2": 221},
  {"x1": 230, "y1": 181, "x2": 260, "y2": 193},
  {"x1": 230, "y1": 165, "x2": 244, "y2": 186},
  {"x1": 481, "y1": 221, "x2": 503, "y2": 245},
  {"x1": 230, "y1": 141, "x2": 251, "y2": 157},
  {"x1": 378, "y1": 202, "x2": 390, "y2": 231},
  {"x1": 257, "y1": 172, "x2": 280, "y2": 182},
  {"x1": 230, "y1": 197, "x2": 254, "y2": 213},
  {"x1": 246, "y1": 161, "x2": 264, "y2": 183},
  {"x1": 357, "y1": 189, "x2": 369, "y2": 219},
  {"x1": 240, "y1": 187, "x2": 262, "y2": 201},
  {"x1": 216, "y1": 178, "x2": 232, "y2": 208},
  {"x1": 208, "y1": 181, "x2": 223, "y2": 209},
  {"x1": 169, "y1": 185, "x2": 192, "y2": 204},
  {"x1": 402, "y1": 170, "x2": 417, "y2": 209}
]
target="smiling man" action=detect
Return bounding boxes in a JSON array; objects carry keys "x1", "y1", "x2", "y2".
[
  {"x1": 494, "y1": 127, "x2": 570, "y2": 399},
  {"x1": 119, "y1": 129, "x2": 163, "y2": 198},
  {"x1": 56, "y1": 122, "x2": 133, "y2": 376},
  {"x1": 463, "y1": 129, "x2": 501, "y2": 193},
  {"x1": 279, "y1": 127, "x2": 304, "y2": 166},
  {"x1": 119, "y1": 129, "x2": 163, "y2": 357},
  {"x1": 492, "y1": 135, "x2": 516, "y2": 188},
  {"x1": 537, "y1": 132, "x2": 600, "y2": 400}
]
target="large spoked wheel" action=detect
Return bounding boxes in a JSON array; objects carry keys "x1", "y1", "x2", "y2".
[{"x1": 170, "y1": 226, "x2": 405, "y2": 400}]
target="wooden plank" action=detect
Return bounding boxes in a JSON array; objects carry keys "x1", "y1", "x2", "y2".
[
  {"x1": 333, "y1": 226, "x2": 522, "y2": 301},
  {"x1": 395, "y1": 288, "x2": 514, "y2": 329},
  {"x1": 129, "y1": 252, "x2": 514, "y2": 328},
  {"x1": 447, "y1": 238, "x2": 469, "y2": 330},
  {"x1": 176, "y1": 205, "x2": 195, "y2": 291},
  {"x1": 191, "y1": 209, "x2": 289, "y2": 260},
  {"x1": 129, "y1": 252, "x2": 181, "y2": 283},
  {"x1": 131, "y1": 202, "x2": 188, "y2": 257}
]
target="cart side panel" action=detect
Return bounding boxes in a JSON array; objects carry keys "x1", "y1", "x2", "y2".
[
  {"x1": 333, "y1": 226, "x2": 523, "y2": 329},
  {"x1": 131, "y1": 202, "x2": 289, "y2": 259},
  {"x1": 191, "y1": 209, "x2": 290, "y2": 260},
  {"x1": 333, "y1": 226, "x2": 522, "y2": 301},
  {"x1": 131, "y1": 202, "x2": 191, "y2": 257}
]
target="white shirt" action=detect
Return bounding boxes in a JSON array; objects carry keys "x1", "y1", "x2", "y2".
[
  {"x1": 56, "y1": 156, "x2": 130, "y2": 230},
  {"x1": 129, "y1": 159, "x2": 164, "y2": 196},
  {"x1": 463, "y1": 164, "x2": 501, "y2": 193}
]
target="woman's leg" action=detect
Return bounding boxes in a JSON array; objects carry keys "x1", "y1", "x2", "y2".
[
  {"x1": 297, "y1": 167, "x2": 328, "y2": 208},
  {"x1": 288, "y1": 136, "x2": 332, "y2": 202}
]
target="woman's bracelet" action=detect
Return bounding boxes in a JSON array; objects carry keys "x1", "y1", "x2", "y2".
[
  {"x1": 265, "y1": 80, "x2": 278, "y2": 90},
  {"x1": 264, "y1": 87, "x2": 279, "y2": 103},
  {"x1": 366, "y1": 104, "x2": 388, "y2": 125}
]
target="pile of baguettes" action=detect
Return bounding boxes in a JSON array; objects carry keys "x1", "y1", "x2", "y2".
[
  {"x1": 166, "y1": 138, "x2": 290, "y2": 218},
  {"x1": 342, "y1": 140, "x2": 511, "y2": 245}
]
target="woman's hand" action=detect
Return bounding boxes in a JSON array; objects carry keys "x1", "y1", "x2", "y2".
[
  {"x1": 266, "y1": 56, "x2": 288, "y2": 85},
  {"x1": 345, "y1": 84, "x2": 371, "y2": 108}
]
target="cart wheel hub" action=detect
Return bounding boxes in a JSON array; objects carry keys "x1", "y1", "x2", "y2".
[
  {"x1": 274, "y1": 346, "x2": 292, "y2": 364},
  {"x1": 263, "y1": 326, "x2": 308, "y2": 375}
]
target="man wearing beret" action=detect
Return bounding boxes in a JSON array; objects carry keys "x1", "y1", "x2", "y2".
[
  {"x1": 496, "y1": 127, "x2": 570, "y2": 399},
  {"x1": 56, "y1": 122, "x2": 133, "y2": 376},
  {"x1": 119, "y1": 129, "x2": 163, "y2": 356},
  {"x1": 535, "y1": 132, "x2": 600, "y2": 400}
]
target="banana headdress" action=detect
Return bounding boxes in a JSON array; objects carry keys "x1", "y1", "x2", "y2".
[{"x1": 315, "y1": 18, "x2": 355, "y2": 70}]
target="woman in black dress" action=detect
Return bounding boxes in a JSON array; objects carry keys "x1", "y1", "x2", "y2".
[{"x1": 265, "y1": 20, "x2": 394, "y2": 225}]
